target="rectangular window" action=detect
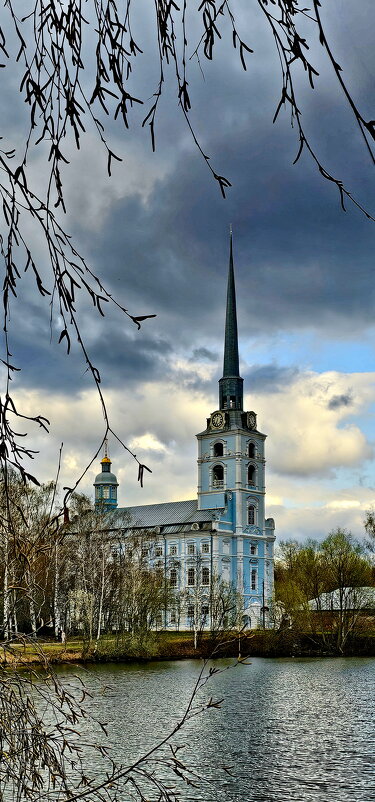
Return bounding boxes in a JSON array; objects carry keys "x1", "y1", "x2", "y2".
[
  {"x1": 170, "y1": 611, "x2": 176, "y2": 624},
  {"x1": 248, "y1": 506, "x2": 255, "y2": 525},
  {"x1": 141, "y1": 546, "x2": 149, "y2": 558},
  {"x1": 201, "y1": 542, "x2": 210, "y2": 554},
  {"x1": 187, "y1": 605, "x2": 194, "y2": 619},
  {"x1": 169, "y1": 569, "x2": 177, "y2": 588},
  {"x1": 251, "y1": 568, "x2": 257, "y2": 591},
  {"x1": 201, "y1": 566, "x2": 210, "y2": 586},
  {"x1": 169, "y1": 544, "x2": 177, "y2": 556},
  {"x1": 187, "y1": 567, "x2": 195, "y2": 586},
  {"x1": 201, "y1": 605, "x2": 209, "y2": 618},
  {"x1": 155, "y1": 545, "x2": 163, "y2": 557},
  {"x1": 103, "y1": 487, "x2": 110, "y2": 499},
  {"x1": 187, "y1": 543, "x2": 195, "y2": 555}
]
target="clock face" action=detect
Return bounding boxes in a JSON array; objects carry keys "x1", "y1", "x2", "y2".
[
  {"x1": 211, "y1": 411, "x2": 224, "y2": 429},
  {"x1": 247, "y1": 411, "x2": 257, "y2": 430}
]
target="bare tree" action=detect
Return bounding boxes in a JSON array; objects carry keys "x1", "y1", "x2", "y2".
[
  {"x1": 0, "y1": 470, "x2": 58, "y2": 637},
  {"x1": 0, "y1": 5, "x2": 374, "y2": 798}
]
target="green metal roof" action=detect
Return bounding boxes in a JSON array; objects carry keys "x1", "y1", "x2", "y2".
[{"x1": 94, "y1": 471, "x2": 118, "y2": 485}]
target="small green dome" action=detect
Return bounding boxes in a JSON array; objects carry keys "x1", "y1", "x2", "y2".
[{"x1": 94, "y1": 471, "x2": 118, "y2": 486}]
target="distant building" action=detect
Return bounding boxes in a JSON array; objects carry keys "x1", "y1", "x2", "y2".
[
  {"x1": 309, "y1": 587, "x2": 375, "y2": 613},
  {"x1": 93, "y1": 235, "x2": 276, "y2": 628}
]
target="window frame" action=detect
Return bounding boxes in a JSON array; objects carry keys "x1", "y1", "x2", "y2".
[
  {"x1": 248, "y1": 505, "x2": 255, "y2": 525},
  {"x1": 170, "y1": 568, "x2": 177, "y2": 588},
  {"x1": 201, "y1": 566, "x2": 210, "y2": 586},
  {"x1": 187, "y1": 567, "x2": 195, "y2": 586}
]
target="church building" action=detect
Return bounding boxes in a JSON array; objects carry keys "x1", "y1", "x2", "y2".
[{"x1": 93, "y1": 236, "x2": 276, "y2": 628}]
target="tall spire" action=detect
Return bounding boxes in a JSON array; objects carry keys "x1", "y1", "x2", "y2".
[
  {"x1": 219, "y1": 229, "x2": 243, "y2": 411},
  {"x1": 223, "y1": 229, "x2": 240, "y2": 378}
]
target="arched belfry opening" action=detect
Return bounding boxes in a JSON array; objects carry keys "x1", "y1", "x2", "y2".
[
  {"x1": 212, "y1": 464, "x2": 224, "y2": 488},
  {"x1": 248, "y1": 442, "x2": 255, "y2": 458},
  {"x1": 248, "y1": 465, "x2": 256, "y2": 486}
]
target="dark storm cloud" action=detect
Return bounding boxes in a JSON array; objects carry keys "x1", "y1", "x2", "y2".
[
  {"x1": 3, "y1": 1, "x2": 375, "y2": 400},
  {"x1": 328, "y1": 393, "x2": 353, "y2": 411},
  {"x1": 190, "y1": 348, "x2": 218, "y2": 363},
  {"x1": 245, "y1": 364, "x2": 300, "y2": 393},
  {"x1": 11, "y1": 313, "x2": 174, "y2": 392},
  {"x1": 81, "y1": 113, "x2": 375, "y2": 356}
]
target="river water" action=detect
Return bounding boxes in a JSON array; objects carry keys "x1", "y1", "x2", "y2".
[{"x1": 55, "y1": 657, "x2": 374, "y2": 802}]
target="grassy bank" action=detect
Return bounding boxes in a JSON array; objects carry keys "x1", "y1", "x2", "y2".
[{"x1": 3, "y1": 628, "x2": 375, "y2": 666}]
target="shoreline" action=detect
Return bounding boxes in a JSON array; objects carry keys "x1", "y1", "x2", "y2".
[{"x1": 2, "y1": 630, "x2": 375, "y2": 666}]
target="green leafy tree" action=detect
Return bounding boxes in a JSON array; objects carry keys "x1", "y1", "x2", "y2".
[
  {"x1": 319, "y1": 529, "x2": 373, "y2": 651},
  {"x1": 275, "y1": 531, "x2": 373, "y2": 651}
]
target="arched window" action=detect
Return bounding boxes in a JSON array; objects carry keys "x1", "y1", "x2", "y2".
[
  {"x1": 213, "y1": 441, "x2": 224, "y2": 457},
  {"x1": 248, "y1": 505, "x2": 255, "y2": 525},
  {"x1": 248, "y1": 465, "x2": 256, "y2": 486},
  {"x1": 212, "y1": 464, "x2": 224, "y2": 488},
  {"x1": 202, "y1": 566, "x2": 210, "y2": 586},
  {"x1": 248, "y1": 442, "x2": 255, "y2": 458}
]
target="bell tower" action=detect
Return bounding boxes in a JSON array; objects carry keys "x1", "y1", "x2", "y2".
[
  {"x1": 196, "y1": 232, "x2": 275, "y2": 625},
  {"x1": 196, "y1": 231, "x2": 263, "y2": 519}
]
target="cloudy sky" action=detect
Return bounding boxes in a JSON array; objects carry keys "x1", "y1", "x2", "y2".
[{"x1": 2, "y1": 1, "x2": 375, "y2": 542}]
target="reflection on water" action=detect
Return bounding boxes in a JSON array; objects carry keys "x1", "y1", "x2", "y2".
[{"x1": 56, "y1": 657, "x2": 375, "y2": 802}]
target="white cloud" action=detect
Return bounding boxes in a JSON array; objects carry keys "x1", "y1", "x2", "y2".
[
  {"x1": 325, "y1": 499, "x2": 361, "y2": 510},
  {"x1": 128, "y1": 433, "x2": 169, "y2": 453},
  {"x1": 250, "y1": 370, "x2": 375, "y2": 478},
  {"x1": 10, "y1": 367, "x2": 375, "y2": 542}
]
